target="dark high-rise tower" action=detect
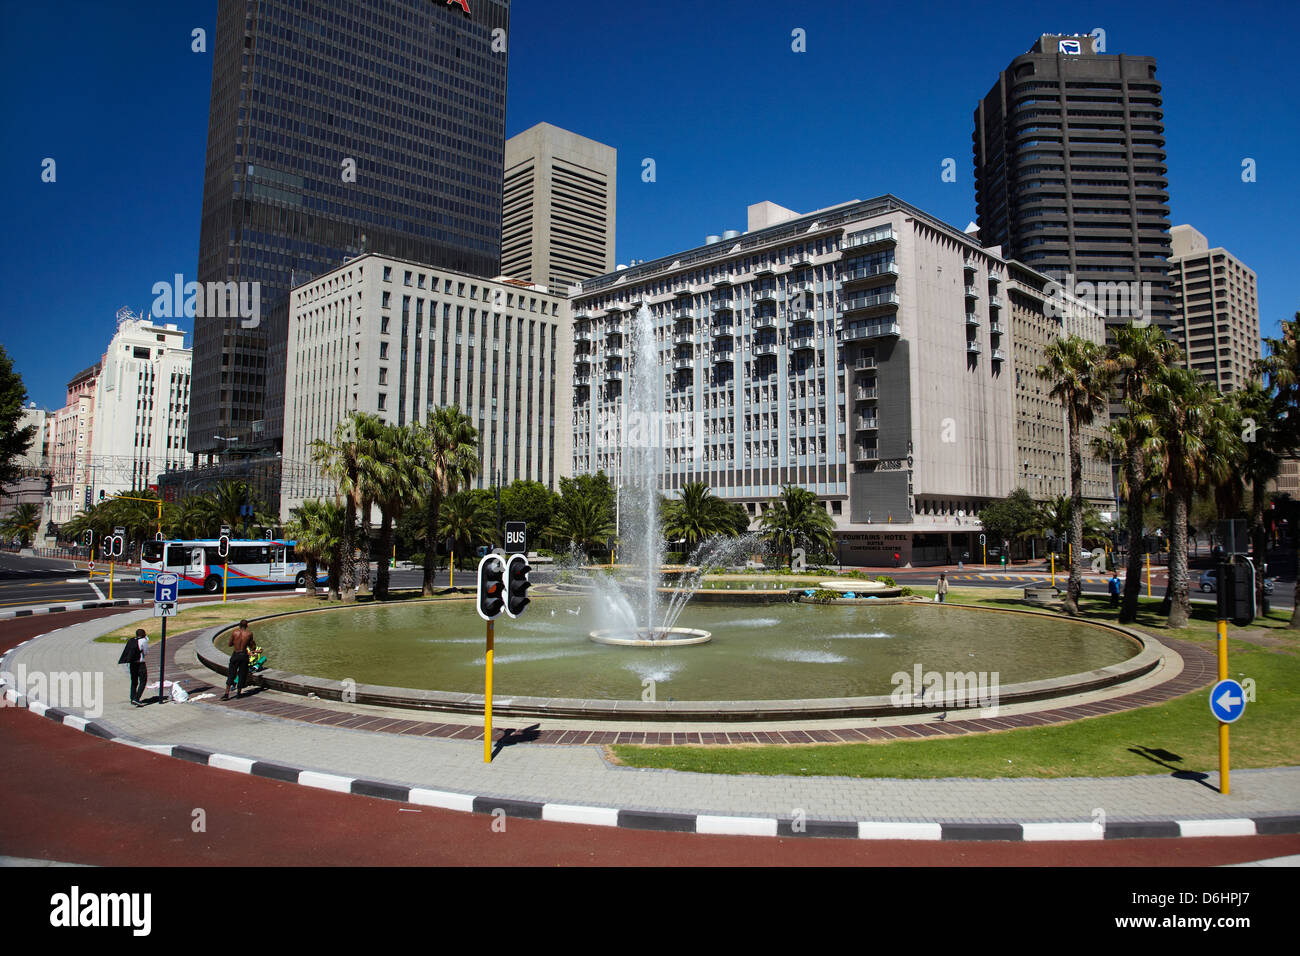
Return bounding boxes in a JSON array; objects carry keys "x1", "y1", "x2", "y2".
[
  {"x1": 191, "y1": 0, "x2": 509, "y2": 458},
  {"x1": 973, "y1": 34, "x2": 1172, "y2": 335}
]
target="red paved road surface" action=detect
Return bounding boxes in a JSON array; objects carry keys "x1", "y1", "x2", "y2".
[{"x1": 3, "y1": 612, "x2": 1298, "y2": 866}]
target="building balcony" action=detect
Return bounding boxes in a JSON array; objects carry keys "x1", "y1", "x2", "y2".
[
  {"x1": 574, "y1": 354, "x2": 591, "y2": 368},
  {"x1": 788, "y1": 280, "x2": 814, "y2": 295},
  {"x1": 754, "y1": 289, "x2": 779, "y2": 303},
  {"x1": 788, "y1": 253, "x2": 814, "y2": 269},
  {"x1": 604, "y1": 368, "x2": 624, "y2": 382},
  {"x1": 838, "y1": 290, "x2": 900, "y2": 314},
  {"x1": 966, "y1": 341, "x2": 981, "y2": 354},
  {"x1": 672, "y1": 332, "x2": 693, "y2": 346},
  {"x1": 790, "y1": 336, "x2": 816, "y2": 351},
  {"x1": 988, "y1": 296, "x2": 1003, "y2": 312},
  {"x1": 854, "y1": 446, "x2": 879, "y2": 462},
  {"x1": 712, "y1": 275, "x2": 733, "y2": 286},
  {"x1": 605, "y1": 303, "x2": 624, "y2": 315},
  {"x1": 625, "y1": 295, "x2": 645, "y2": 309},
  {"x1": 606, "y1": 347, "x2": 625, "y2": 360},
  {"x1": 988, "y1": 270, "x2": 1003, "y2": 284},
  {"x1": 963, "y1": 258, "x2": 977, "y2": 273},
  {"x1": 840, "y1": 262, "x2": 899, "y2": 285},
  {"x1": 605, "y1": 321, "x2": 623, "y2": 337},
  {"x1": 840, "y1": 320, "x2": 901, "y2": 342},
  {"x1": 574, "y1": 309, "x2": 591, "y2": 321},
  {"x1": 574, "y1": 330, "x2": 592, "y2": 343},
  {"x1": 713, "y1": 350, "x2": 735, "y2": 364},
  {"x1": 753, "y1": 342, "x2": 778, "y2": 357},
  {"x1": 989, "y1": 322, "x2": 1003, "y2": 335},
  {"x1": 711, "y1": 323, "x2": 733, "y2": 338},
  {"x1": 673, "y1": 357, "x2": 694, "y2": 371},
  {"x1": 965, "y1": 313, "x2": 979, "y2": 327},
  {"x1": 753, "y1": 312, "x2": 778, "y2": 330},
  {"x1": 670, "y1": 307, "x2": 694, "y2": 321},
  {"x1": 854, "y1": 357, "x2": 878, "y2": 371},
  {"x1": 856, "y1": 417, "x2": 879, "y2": 431},
  {"x1": 788, "y1": 309, "x2": 815, "y2": 325},
  {"x1": 711, "y1": 298, "x2": 735, "y2": 312},
  {"x1": 964, "y1": 285, "x2": 979, "y2": 299},
  {"x1": 754, "y1": 264, "x2": 775, "y2": 277},
  {"x1": 842, "y1": 226, "x2": 897, "y2": 251},
  {"x1": 856, "y1": 386, "x2": 878, "y2": 400},
  {"x1": 992, "y1": 349, "x2": 1006, "y2": 362},
  {"x1": 574, "y1": 373, "x2": 591, "y2": 387}
]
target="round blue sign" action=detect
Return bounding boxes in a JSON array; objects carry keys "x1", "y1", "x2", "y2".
[{"x1": 1209, "y1": 679, "x2": 1247, "y2": 724}]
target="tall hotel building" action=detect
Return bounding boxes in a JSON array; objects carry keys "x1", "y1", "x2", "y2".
[
  {"x1": 279, "y1": 253, "x2": 570, "y2": 520},
  {"x1": 503, "y1": 123, "x2": 617, "y2": 295},
  {"x1": 192, "y1": 0, "x2": 510, "y2": 458},
  {"x1": 568, "y1": 195, "x2": 1109, "y2": 566},
  {"x1": 973, "y1": 34, "x2": 1172, "y2": 335},
  {"x1": 1167, "y1": 225, "x2": 1260, "y2": 393}
]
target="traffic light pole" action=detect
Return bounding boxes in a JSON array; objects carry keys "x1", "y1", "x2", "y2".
[{"x1": 484, "y1": 618, "x2": 494, "y2": 764}]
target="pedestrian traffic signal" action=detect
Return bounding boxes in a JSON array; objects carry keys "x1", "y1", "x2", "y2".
[
  {"x1": 477, "y1": 553, "x2": 506, "y2": 621},
  {"x1": 218, "y1": 534, "x2": 230, "y2": 558},
  {"x1": 506, "y1": 553, "x2": 532, "y2": 618},
  {"x1": 82, "y1": 529, "x2": 93, "y2": 549}
]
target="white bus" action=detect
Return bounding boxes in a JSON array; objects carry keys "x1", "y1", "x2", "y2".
[{"x1": 140, "y1": 539, "x2": 324, "y2": 593}]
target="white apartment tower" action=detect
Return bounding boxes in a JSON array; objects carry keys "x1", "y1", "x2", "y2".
[
  {"x1": 503, "y1": 123, "x2": 617, "y2": 296},
  {"x1": 88, "y1": 315, "x2": 192, "y2": 499},
  {"x1": 280, "y1": 254, "x2": 572, "y2": 520}
]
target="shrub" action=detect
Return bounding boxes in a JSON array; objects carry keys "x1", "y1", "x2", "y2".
[
  {"x1": 811, "y1": 588, "x2": 842, "y2": 603},
  {"x1": 875, "y1": 575, "x2": 897, "y2": 587},
  {"x1": 899, "y1": 586, "x2": 914, "y2": 597}
]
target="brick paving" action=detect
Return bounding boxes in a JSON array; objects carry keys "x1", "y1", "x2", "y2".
[{"x1": 4, "y1": 607, "x2": 1297, "y2": 827}]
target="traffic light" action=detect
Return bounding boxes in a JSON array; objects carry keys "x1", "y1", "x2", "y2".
[
  {"x1": 82, "y1": 529, "x2": 93, "y2": 549},
  {"x1": 506, "y1": 553, "x2": 532, "y2": 619},
  {"x1": 477, "y1": 553, "x2": 506, "y2": 621}
]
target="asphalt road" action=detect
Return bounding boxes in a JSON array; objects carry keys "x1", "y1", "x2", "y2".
[
  {"x1": 2, "y1": 609, "x2": 1297, "y2": 869},
  {"x1": 0, "y1": 551, "x2": 100, "y2": 610}
]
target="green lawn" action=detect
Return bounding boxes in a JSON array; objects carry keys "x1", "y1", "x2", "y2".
[{"x1": 611, "y1": 597, "x2": 1299, "y2": 779}]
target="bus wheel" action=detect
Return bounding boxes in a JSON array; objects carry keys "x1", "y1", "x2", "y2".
[
  {"x1": 295, "y1": 572, "x2": 309, "y2": 588},
  {"x1": 203, "y1": 575, "x2": 221, "y2": 594}
]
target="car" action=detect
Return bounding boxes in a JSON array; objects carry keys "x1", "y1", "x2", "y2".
[{"x1": 1199, "y1": 569, "x2": 1274, "y2": 593}]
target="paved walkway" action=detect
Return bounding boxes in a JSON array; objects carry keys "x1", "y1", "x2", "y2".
[{"x1": 3, "y1": 607, "x2": 1298, "y2": 840}]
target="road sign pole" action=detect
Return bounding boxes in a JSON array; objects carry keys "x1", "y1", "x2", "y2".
[
  {"x1": 109, "y1": 562, "x2": 114, "y2": 600},
  {"x1": 484, "y1": 619, "x2": 494, "y2": 763},
  {"x1": 1050, "y1": 552, "x2": 1055, "y2": 587},
  {"x1": 223, "y1": 557, "x2": 227, "y2": 603},
  {"x1": 159, "y1": 614, "x2": 167, "y2": 705},
  {"x1": 1218, "y1": 617, "x2": 1230, "y2": 794},
  {"x1": 1146, "y1": 553, "x2": 1151, "y2": 597},
  {"x1": 450, "y1": 552, "x2": 454, "y2": 589}
]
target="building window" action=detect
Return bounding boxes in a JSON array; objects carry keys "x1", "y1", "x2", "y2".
[{"x1": 377, "y1": 393, "x2": 386, "y2": 411}]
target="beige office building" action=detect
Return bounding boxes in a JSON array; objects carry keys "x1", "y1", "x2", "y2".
[
  {"x1": 280, "y1": 253, "x2": 572, "y2": 520},
  {"x1": 49, "y1": 364, "x2": 99, "y2": 525},
  {"x1": 569, "y1": 194, "x2": 1106, "y2": 565},
  {"x1": 503, "y1": 123, "x2": 616, "y2": 295},
  {"x1": 1168, "y1": 225, "x2": 1260, "y2": 393},
  {"x1": 1005, "y1": 261, "x2": 1112, "y2": 506}
]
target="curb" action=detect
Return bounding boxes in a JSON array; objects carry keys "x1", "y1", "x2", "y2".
[
  {"x1": 2, "y1": 685, "x2": 1296, "y2": 843},
  {"x1": 0, "y1": 599, "x2": 143, "y2": 620}
]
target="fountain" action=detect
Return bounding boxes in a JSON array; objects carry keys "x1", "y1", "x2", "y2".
[{"x1": 588, "y1": 304, "x2": 715, "y2": 646}]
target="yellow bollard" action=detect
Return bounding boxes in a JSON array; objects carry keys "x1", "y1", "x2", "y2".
[
  {"x1": 1146, "y1": 553, "x2": 1151, "y2": 597},
  {"x1": 223, "y1": 560, "x2": 228, "y2": 603},
  {"x1": 450, "y1": 552, "x2": 454, "y2": 589},
  {"x1": 109, "y1": 562, "x2": 114, "y2": 600},
  {"x1": 1050, "y1": 552, "x2": 1055, "y2": 587},
  {"x1": 1218, "y1": 619, "x2": 1229, "y2": 794}
]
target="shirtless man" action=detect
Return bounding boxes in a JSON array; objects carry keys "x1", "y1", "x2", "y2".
[{"x1": 223, "y1": 619, "x2": 258, "y2": 700}]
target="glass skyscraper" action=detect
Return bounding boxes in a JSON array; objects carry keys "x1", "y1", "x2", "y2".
[{"x1": 191, "y1": 0, "x2": 509, "y2": 458}]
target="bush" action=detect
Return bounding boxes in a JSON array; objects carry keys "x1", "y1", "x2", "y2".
[
  {"x1": 899, "y1": 586, "x2": 914, "y2": 597},
  {"x1": 875, "y1": 575, "x2": 897, "y2": 587},
  {"x1": 663, "y1": 551, "x2": 686, "y2": 565},
  {"x1": 811, "y1": 588, "x2": 842, "y2": 603},
  {"x1": 537, "y1": 548, "x2": 555, "y2": 559}
]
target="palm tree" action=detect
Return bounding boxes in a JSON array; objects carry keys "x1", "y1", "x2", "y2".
[
  {"x1": 1146, "y1": 365, "x2": 1241, "y2": 627},
  {"x1": 422, "y1": 405, "x2": 480, "y2": 594},
  {"x1": 1255, "y1": 317, "x2": 1300, "y2": 626},
  {"x1": 759, "y1": 485, "x2": 835, "y2": 567},
  {"x1": 1036, "y1": 335, "x2": 1111, "y2": 615},
  {"x1": 438, "y1": 491, "x2": 495, "y2": 566},
  {"x1": 661, "y1": 482, "x2": 736, "y2": 556},
  {"x1": 546, "y1": 493, "x2": 616, "y2": 560},
  {"x1": 350, "y1": 412, "x2": 388, "y2": 595},
  {"x1": 311, "y1": 415, "x2": 366, "y2": 601},
  {"x1": 371, "y1": 423, "x2": 430, "y2": 599},
  {"x1": 1099, "y1": 324, "x2": 1179, "y2": 622},
  {"x1": 288, "y1": 499, "x2": 344, "y2": 600},
  {"x1": 1, "y1": 502, "x2": 40, "y2": 547}
]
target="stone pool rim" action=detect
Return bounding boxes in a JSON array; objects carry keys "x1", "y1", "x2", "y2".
[{"x1": 194, "y1": 597, "x2": 1168, "y2": 723}]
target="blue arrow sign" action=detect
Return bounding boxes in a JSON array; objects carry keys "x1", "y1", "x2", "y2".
[{"x1": 1209, "y1": 679, "x2": 1247, "y2": 723}]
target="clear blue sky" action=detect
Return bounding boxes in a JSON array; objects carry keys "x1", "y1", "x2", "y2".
[{"x1": 2, "y1": 0, "x2": 1296, "y2": 410}]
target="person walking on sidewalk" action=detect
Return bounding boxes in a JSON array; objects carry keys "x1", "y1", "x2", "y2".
[
  {"x1": 223, "y1": 620, "x2": 258, "y2": 701},
  {"x1": 118, "y1": 628, "x2": 149, "y2": 707},
  {"x1": 1108, "y1": 571, "x2": 1121, "y2": 608},
  {"x1": 936, "y1": 572, "x2": 949, "y2": 604}
]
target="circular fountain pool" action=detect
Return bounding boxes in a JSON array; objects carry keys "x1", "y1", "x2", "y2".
[{"x1": 216, "y1": 598, "x2": 1145, "y2": 705}]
